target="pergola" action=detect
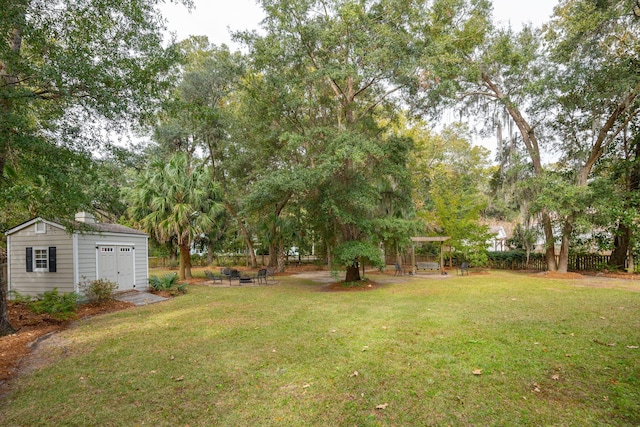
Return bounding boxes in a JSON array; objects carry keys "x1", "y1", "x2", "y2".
[{"x1": 410, "y1": 236, "x2": 451, "y2": 275}]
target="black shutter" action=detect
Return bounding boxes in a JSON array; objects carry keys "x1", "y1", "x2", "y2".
[
  {"x1": 26, "y1": 247, "x2": 33, "y2": 272},
  {"x1": 49, "y1": 247, "x2": 57, "y2": 272}
]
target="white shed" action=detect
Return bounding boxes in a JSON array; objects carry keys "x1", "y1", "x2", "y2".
[{"x1": 5, "y1": 212, "x2": 149, "y2": 298}]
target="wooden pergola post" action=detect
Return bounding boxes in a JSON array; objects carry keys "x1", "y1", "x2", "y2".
[{"x1": 411, "y1": 242, "x2": 416, "y2": 275}]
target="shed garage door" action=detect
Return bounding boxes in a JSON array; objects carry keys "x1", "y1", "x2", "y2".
[{"x1": 98, "y1": 245, "x2": 135, "y2": 290}]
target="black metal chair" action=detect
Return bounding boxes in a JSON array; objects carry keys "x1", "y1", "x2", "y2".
[
  {"x1": 457, "y1": 262, "x2": 469, "y2": 276},
  {"x1": 257, "y1": 268, "x2": 268, "y2": 285},
  {"x1": 204, "y1": 270, "x2": 223, "y2": 284},
  {"x1": 266, "y1": 267, "x2": 276, "y2": 282},
  {"x1": 394, "y1": 263, "x2": 404, "y2": 276},
  {"x1": 228, "y1": 269, "x2": 241, "y2": 284}
]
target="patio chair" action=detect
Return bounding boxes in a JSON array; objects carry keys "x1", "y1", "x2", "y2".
[
  {"x1": 228, "y1": 269, "x2": 241, "y2": 284},
  {"x1": 457, "y1": 262, "x2": 469, "y2": 276},
  {"x1": 257, "y1": 268, "x2": 268, "y2": 285},
  {"x1": 204, "y1": 270, "x2": 223, "y2": 284},
  {"x1": 266, "y1": 267, "x2": 276, "y2": 282},
  {"x1": 394, "y1": 263, "x2": 404, "y2": 276}
]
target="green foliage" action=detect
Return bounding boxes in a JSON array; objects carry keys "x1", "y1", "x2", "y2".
[
  {"x1": 333, "y1": 241, "x2": 384, "y2": 270},
  {"x1": 148, "y1": 274, "x2": 187, "y2": 294},
  {"x1": 79, "y1": 278, "x2": 118, "y2": 304},
  {"x1": 487, "y1": 251, "x2": 545, "y2": 269},
  {"x1": 148, "y1": 274, "x2": 179, "y2": 291},
  {"x1": 126, "y1": 152, "x2": 223, "y2": 279},
  {"x1": 8, "y1": 290, "x2": 34, "y2": 305},
  {"x1": 29, "y1": 289, "x2": 79, "y2": 320}
]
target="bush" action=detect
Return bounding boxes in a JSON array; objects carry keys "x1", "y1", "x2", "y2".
[
  {"x1": 148, "y1": 274, "x2": 187, "y2": 294},
  {"x1": 29, "y1": 288, "x2": 79, "y2": 320},
  {"x1": 79, "y1": 278, "x2": 118, "y2": 303},
  {"x1": 9, "y1": 290, "x2": 34, "y2": 304},
  {"x1": 148, "y1": 273, "x2": 179, "y2": 291}
]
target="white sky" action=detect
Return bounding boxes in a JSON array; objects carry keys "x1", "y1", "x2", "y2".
[{"x1": 158, "y1": 0, "x2": 559, "y2": 49}]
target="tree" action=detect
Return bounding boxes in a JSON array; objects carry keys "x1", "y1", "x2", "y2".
[
  {"x1": 510, "y1": 223, "x2": 539, "y2": 269},
  {"x1": 0, "y1": 0, "x2": 189, "y2": 336},
  {"x1": 409, "y1": 122, "x2": 491, "y2": 263},
  {"x1": 149, "y1": 37, "x2": 256, "y2": 267},
  {"x1": 127, "y1": 153, "x2": 222, "y2": 280},
  {"x1": 237, "y1": 0, "x2": 484, "y2": 281},
  {"x1": 542, "y1": 0, "x2": 640, "y2": 272}
]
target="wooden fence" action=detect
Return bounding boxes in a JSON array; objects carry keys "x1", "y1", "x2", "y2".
[
  {"x1": 389, "y1": 251, "x2": 629, "y2": 272},
  {"x1": 487, "y1": 253, "x2": 621, "y2": 272}
]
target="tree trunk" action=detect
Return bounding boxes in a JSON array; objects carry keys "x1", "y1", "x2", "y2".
[
  {"x1": 609, "y1": 223, "x2": 630, "y2": 270},
  {"x1": 0, "y1": 280, "x2": 16, "y2": 337},
  {"x1": 345, "y1": 264, "x2": 361, "y2": 282},
  {"x1": 395, "y1": 245, "x2": 403, "y2": 266},
  {"x1": 557, "y1": 221, "x2": 573, "y2": 273},
  {"x1": 178, "y1": 241, "x2": 191, "y2": 280},
  {"x1": 542, "y1": 212, "x2": 557, "y2": 271},
  {"x1": 207, "y1": 242, "x2": 214, "y2": 265},
  {"x1": 268, "y1": 241, "x2": 278, "y2": 268},
  {"x1": 277, "y1": 241, "x2": 286, "y2": 273},
  {"x1": 225, "y1": 203, "x2": 258, "y2": 268}
]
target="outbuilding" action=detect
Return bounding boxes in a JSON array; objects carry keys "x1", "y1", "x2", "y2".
[{"x1": 5, "y1": 212, "x2": 149, "y2": 297}]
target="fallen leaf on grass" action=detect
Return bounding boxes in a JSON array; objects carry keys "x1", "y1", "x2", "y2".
[
  {"x1": 302, "y1": 383, "x2": 311, "y2": 388},
  {"x1": 626, "y1": 345, "x2": 639, "y2": 349},
  {"x1": 532, "y1": 383, "x2": 541, "y2": 393},
  {"x1": 551, "y1": 374, "x2": 560, "y2": 381},
  {"x1": 362, "y1": 346, "x2": 369, "y2": 352},
  {"x1": 376, "y1": 403, "x2": 388, "y2": 410},
  {"x1": 472, "y1": 369, "x2": 482, "y2": 376},
  {"x1": 350, "y1": 371, "x2": 359, "y2": 377},
  {"x1": 172, "y1": 376, "x2": 184, "y2": 382}
]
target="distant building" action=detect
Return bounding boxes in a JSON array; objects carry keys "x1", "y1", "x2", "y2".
[{"x1": 487, "y1": 225, "x2": 508, "y2": 252}]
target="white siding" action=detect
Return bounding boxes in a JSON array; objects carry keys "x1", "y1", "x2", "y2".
[
  {"x1": 76, "y1": 232, "x2": 148, "y2": 291},
  {"x1": 8, "y1": 223, "x2": 75, "y2": 296}
]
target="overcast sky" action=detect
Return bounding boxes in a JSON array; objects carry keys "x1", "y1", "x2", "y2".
[{"x1": 158, "y1": 0, "x2": 558, "y2": 49}]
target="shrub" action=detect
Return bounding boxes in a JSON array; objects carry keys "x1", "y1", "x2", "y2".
[
  {"x1": 9, "y1": 290, "x2": 34, "y2": 304},
  {"x1": 148, "y1": 274, "x2": 188, "y2": 295},
  {"x1": 149, "y1": 273, "x2": 178, "y2": 291},
  {"x1": 79, "y1": 278, "x2": 118, "y2": 304},
  {"x1": 29, "y1": 288, "x2": 79, "y2": 320}
]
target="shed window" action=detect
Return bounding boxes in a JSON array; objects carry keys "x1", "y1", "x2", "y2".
[
  {"x1": 34, "y1": 248, "x2": 48, "y2": 270},
  {"x1": 26, "y1": 246, "x2": 57, "y2": 272}
]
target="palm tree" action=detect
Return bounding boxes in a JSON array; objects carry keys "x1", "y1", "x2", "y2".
[{"x1": 128, "y1": 153, "x2": 222, "y2": 279}]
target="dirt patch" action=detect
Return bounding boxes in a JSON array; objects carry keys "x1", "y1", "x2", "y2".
[
  {"x1": 320, "y1": 279, "x2": 384, "y2": 292},
  {"x1": 0, "y1": 299, "x2": 134, "y2": 386},
  {"x1": 581, "y1": 271, "x2": 640, "y2": 280},
  {"x1": 534, "y1": 271, "x2": 585, "y2": 279}
]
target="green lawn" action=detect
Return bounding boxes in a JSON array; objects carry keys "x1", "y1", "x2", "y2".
[{"x1": 2, "y1": 271, "x2": 639, "y2": 426}]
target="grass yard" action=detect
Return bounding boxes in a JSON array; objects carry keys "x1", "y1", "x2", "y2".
[{"x1": 1, "y1": 271, "x2": 639, "y2": 426}]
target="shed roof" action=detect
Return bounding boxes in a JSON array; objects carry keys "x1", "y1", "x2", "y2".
[{"x1": 5, "y1": 217, "x2": 147, "y2": 237}]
